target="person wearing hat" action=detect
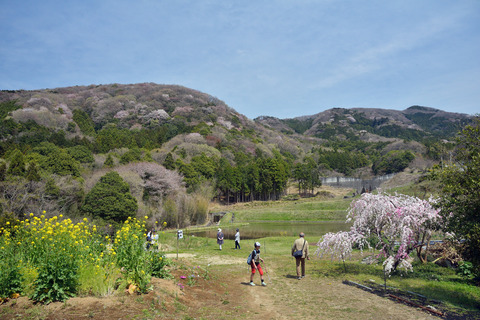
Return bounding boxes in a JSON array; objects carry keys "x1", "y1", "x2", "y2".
[
  {"x1": 217, "y1": 228, "x2": 224, "y2": 250},
  {"x1": 291, "y1": 232, "x2": 310, "y2": 280},
  {"x1": 249, "y1": 242, "x2": 266, "y2": 286},
  {"x1": 234, "y1": 228, "x2": 241, "y2": 250}
]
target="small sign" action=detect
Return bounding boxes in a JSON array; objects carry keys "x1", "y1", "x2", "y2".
[{"x1": 177, "y1": 230, "x2": 183, "y2": 239}]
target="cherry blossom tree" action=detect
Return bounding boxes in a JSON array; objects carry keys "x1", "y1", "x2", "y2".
[
  {"x1": 316, "y1": 192, "x2": 441, "y2": 276},
  {"x1": 316, "y1": 231, "x2": 354, "y2": 273}
]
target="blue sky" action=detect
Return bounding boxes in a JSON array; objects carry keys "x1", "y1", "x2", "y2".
[{"x1": 1, "y1": 1, "x2": 479, "y2": 119}]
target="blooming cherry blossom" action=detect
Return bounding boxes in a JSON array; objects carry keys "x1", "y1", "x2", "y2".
[{"x1": 316, "y1": 192, "x2": 440, "y2": 275}]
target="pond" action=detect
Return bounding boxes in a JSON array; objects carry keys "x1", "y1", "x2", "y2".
[
  {"x1": 321, "y1": 173, "x2": 396, "y2": 194},
  {"x1": 186, "y1": 221, "x2": 351, "y2": 241}
]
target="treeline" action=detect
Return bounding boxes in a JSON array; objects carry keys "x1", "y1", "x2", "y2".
[
  {"x1": 0, "y1": 99, "x2": 431, "y2": 229},
  {"x1": 0, "y1": 104, "x2": 191, "y2": 156}
]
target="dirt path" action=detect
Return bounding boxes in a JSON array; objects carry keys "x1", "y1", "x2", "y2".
[
  {"x1": 0, "y1": 254, "x2": 442, "y2": 320},
  {"x1": 231, "y1": 256, "x2": 438, "y2": 320}
]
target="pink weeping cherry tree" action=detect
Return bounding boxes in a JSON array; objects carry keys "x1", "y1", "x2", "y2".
[{"x1": 316, "y1": 192, "x2": 441, "y2": 276}]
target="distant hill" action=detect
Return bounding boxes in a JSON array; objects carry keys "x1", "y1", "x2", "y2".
[
  {"x1": 0, "y1": 82, "x2": 474, "y2": 177},
  {"x1": 0, "y1": 83, "x2": 320, "y2": 168},
  {"x1": 255, "y1": 106, "x2": 472, "y2": 141},
  {"x1": 0, "y1": 82, "x2": 476, "y2": 221}
]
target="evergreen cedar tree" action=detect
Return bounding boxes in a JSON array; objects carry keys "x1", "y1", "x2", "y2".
[{"x1": 82, "y1": 171, "x2": 138, "y2": 223}]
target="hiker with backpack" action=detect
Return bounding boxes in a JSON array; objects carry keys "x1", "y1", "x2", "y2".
[
  {"x1": 248, "y1": 242, "x2": 267, "y2": 286},
  {"x1": 291, "y1": 232, "x2": 310, "y2": 280}
]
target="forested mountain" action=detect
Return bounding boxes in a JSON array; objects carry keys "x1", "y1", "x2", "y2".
[
  {"x1": 0, "y1": 83, "x2": 474, "y2": 228},
  {"x1": 256, "y1": 105, "x2": 471, "y2": 140}
]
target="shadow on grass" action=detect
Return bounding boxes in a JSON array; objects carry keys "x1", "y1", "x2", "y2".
[
  {"x1": 313, "y1": 260, "x2": 480, "y2": 312},
  {"x1": 312, "y1": 261, "x2": 382, "y2": 278}
]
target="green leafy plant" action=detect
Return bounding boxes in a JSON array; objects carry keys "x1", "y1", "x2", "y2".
[
  {"x1": 457, "y1": 261, "x2": 475, "y2": 280},
  {"x1": 0, "y1": 245, "x2": 23, "y2": 299},
  {"x1": 31, "y1": 258, "x2": 78, "y2": 303},
  {"x1": 147, "y1": 251, "x2": 171, "y2": 279}
]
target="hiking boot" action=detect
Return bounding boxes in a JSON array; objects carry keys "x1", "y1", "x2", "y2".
[
  {"x1": 262, "y1": 281, "x2": 267, "y2": 286},
  {"x1": 249, "y1": 282, "x2": 255, "y2": 286}
]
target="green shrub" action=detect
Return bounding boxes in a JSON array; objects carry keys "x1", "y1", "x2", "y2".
[{"x1": 82, "y1": 171, "x2": 138, "y2": 222}]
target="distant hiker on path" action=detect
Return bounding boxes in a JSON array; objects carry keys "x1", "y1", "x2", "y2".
[
  {"x1": 292, "y1": 232, "x2": 310, "y2": 280},
  {"x1": 217, "y1": 228, "x2": 224, "y2": 250},
  {"x1": 146, "y1": 228, "x2": 156, "y2": 250},
  {"x1": 235, "y1": 228, "x2": 241, "y2": 249},
  {"x1": 249, "y1": 242, "x2": 266, "y2": 286}
]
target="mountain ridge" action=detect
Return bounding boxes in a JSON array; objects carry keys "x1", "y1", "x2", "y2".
[
  {"x1": 0, "y1": 82, "x2": 473, "y2": 165},
  {"x1": 0, "y1": 82, "x2": 475, "y2": 218}
]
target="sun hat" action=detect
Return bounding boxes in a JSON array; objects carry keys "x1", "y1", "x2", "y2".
[{"x1": 255, "y1": 242, "x2": 261, "y2": 247}]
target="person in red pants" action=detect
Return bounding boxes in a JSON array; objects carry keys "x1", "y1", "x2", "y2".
[{"x1": 249, "y1": 242, "x2": 266, "y2": 286}]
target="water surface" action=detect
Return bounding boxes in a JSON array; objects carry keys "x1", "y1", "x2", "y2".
[{"x1": 187, "y1": 221, "x2": 350, "y2": 241}]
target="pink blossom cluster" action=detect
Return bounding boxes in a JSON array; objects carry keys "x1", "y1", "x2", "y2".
[
  {"x1": 128, "y1": 162, "x2": 185, "y2": 200},
  {"x1": 315, "y1": 231, "x2": 353, "y2": 262},
  {"x1": 316, "y1": 192, "x2": 440, "y2": 275}
]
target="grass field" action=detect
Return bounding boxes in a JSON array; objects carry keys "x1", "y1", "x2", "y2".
[
  {"x1": 210, "y1": 187, "x2": 354, "y2": 222},
  {"x1": 164, "y1": 188, "x2": 480, "y2": 314},
  {"x1": 2, "y1": 184, "x2": 479, "y2": 319}
]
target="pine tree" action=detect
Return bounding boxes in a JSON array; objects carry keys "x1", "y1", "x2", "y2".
[
  {"x1": 104, "y1": 154, "x2": 114, "y2": 167},
  {"x1": 26, "y1": 162, "x2": 41, "y2": 182},
  {"x1": 82, "y1": 171, "x2": 138, "y2": 222},
  {"x1": 163, "y1": 152, "x2": 175, "y2": 170},
  {"x1": 0, "y1": 161, "x2": 6, "y2": 181},
  {"x1": 7, "y1": 150, "x2": 25, "y2": 176}
]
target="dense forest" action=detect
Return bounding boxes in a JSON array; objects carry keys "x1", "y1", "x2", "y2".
[{"x1": 0, "y1": 83, "x2": 473, "y2": 229}]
